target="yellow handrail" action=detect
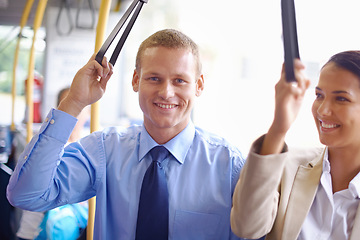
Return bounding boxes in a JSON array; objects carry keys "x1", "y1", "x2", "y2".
[
  {"x1": 11, "y1": 0, "x2": 35, "y2": 132},
  {"x1": 87, "y1": 1, "x2": 112, "y2": 239},
  {"x1": 25, "y1": 0, "x2": 48, "y2": 143}
]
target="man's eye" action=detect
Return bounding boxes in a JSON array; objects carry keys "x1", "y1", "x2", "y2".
[
  {"x1": 175, "y1": 79, "x2": 185, "y2": 83},
  {"x1": 149, "y1": 77, "x2": 159, "y2": 81}
]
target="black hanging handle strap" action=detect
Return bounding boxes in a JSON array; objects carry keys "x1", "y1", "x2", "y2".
[
  {"x1": 95, "y1": 0, "x2": 148, "y2": 67},
  {"x1": 281, "y1": 0, "x2": 300, "y2": 82}
]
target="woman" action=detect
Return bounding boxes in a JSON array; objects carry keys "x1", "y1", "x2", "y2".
[{"x1": 231, "y1": 51, "x2": 360, "y2": 240}]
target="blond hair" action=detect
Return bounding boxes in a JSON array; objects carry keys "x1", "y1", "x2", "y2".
[{"x1": 135, "y1": 29, "x2": 202, "y2": 76}]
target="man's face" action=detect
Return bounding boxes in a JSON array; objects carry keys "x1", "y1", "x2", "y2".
[{"x1": 132, "y1": 46, "x2": 204, "y2": 143}]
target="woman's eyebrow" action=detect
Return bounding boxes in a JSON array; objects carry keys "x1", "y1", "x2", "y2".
[
  {"x1": 332, "y1": 90, "x2": 350, "y2": 94},
  {"x1": 315, "y1": 87, "x2": 350, "y2": 95}
]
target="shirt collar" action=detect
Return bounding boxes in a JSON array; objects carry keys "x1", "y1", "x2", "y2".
[
  {"x1": 349, "y1": 172, "x2": 360, "y2": 199},
  {"x1": 322, "y1": 148, "x2": 331, "y2": 173},
  {"x1": 138, "y1": 122, "x2": 195, "y2": 164}
]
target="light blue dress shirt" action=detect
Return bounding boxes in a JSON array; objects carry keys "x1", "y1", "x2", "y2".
[{"x1": 7, "y1": 108, "x2": 245, "y2": 240}]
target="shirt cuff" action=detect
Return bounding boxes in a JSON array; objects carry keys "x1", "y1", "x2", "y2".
[{"x1": 39, "y1": 108, "x2": 78, "y2": 144}]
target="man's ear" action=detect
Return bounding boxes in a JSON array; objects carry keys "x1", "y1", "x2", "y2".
[
  {"x1": 132, "y1": 69, "x2": 140, "y2": 92},
  {"x1": 195, "y1": 74, "x2": 204, "y2": 97}
]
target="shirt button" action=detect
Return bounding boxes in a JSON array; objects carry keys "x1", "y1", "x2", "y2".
[
  {"x1": 24, "y1": 155, "x2": 28, "y2": 160},
  {"x1": 45, "y1": 117, "x2": 49, "y2": 122},
  {"x1": 50, "y1": 119, "x2": 55, "y2": 124}
]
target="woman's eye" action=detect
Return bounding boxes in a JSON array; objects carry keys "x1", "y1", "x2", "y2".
[
  {"x1": 336, "y1": 96, "x2": 350, "y2": 102},
  {"x1": 315, "y1": 92, "x2": 323, "y2": 99}
]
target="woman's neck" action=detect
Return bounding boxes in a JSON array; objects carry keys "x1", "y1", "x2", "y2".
[{"x1": 328, "y1": 146, "x2": 360, "y2": 193}]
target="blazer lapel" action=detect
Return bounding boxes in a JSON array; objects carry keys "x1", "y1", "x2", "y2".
[{"x1": 281, "y1": 153, "x2": 324, "y2": 240}]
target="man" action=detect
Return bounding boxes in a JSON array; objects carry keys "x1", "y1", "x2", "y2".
[{"x1": 7, "y1": 29, "x2": 245, "y2": 239}]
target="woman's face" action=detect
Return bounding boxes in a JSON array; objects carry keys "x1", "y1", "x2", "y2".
[{"x1": 312, "y1": 62, "x2": 360, "y2": 149}]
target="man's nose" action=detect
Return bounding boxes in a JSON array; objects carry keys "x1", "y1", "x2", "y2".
[{"x1": 158, "y1": 81, "x2": 175, "y2": 99}]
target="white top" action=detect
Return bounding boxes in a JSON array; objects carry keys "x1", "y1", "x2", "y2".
[
  {"x1": 16, "y1": 210, "x2": 44, "y2": 239},
  {"x1": 299, "y1": 149, "x2": 360, "y2": 240}
]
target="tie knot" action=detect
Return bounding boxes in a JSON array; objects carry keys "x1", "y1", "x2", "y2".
[{"x1": 150, "y1": 146, "x2": 169, "y2": 163}]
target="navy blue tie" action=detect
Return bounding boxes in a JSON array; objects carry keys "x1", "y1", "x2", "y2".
[{"x1": 135, "y1": 146, "x2": 169, "y2": 240}]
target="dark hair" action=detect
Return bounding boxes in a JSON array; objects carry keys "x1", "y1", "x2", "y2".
[
  {"x1": 323, "y1": 50, "x2": 360, "y2": 79},
  {"x1": 135, "y1": 29, "x2": 202, "y2": 76}
]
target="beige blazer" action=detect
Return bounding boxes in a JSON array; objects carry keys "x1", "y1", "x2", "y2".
[{"x1": 231, "y1": 135, "x2": 360, "y2": 240}]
